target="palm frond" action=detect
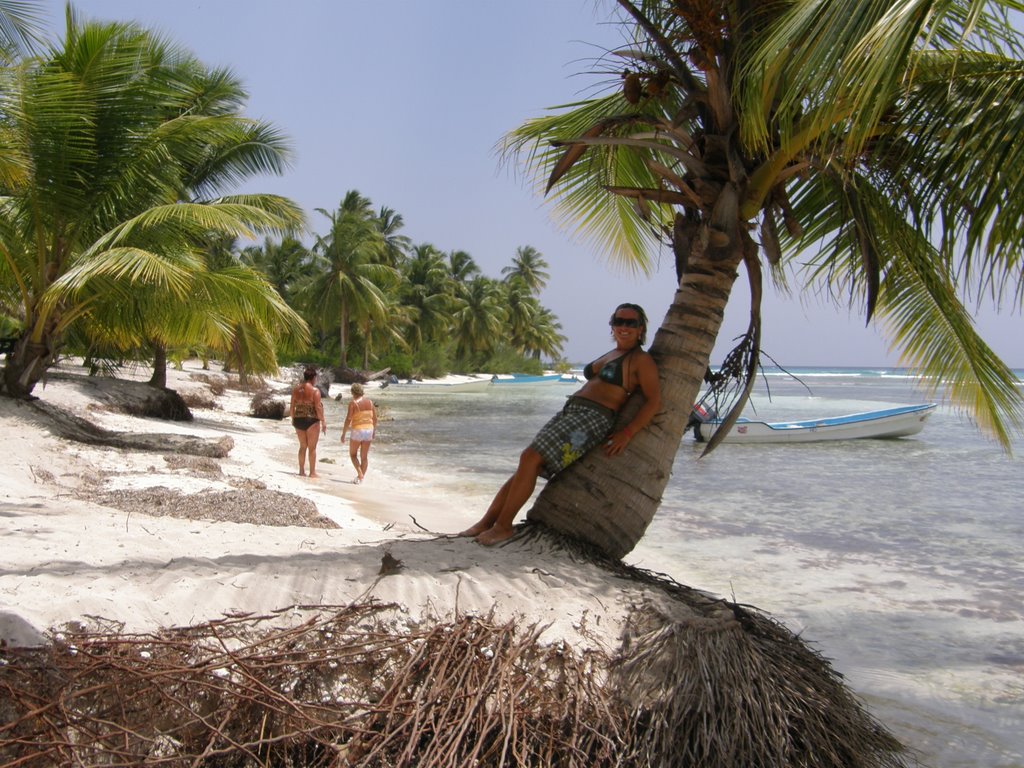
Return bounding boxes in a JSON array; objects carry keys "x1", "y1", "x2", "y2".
[
  {"x1": 500, "y1": 95, "x2": 671, "y2": 274},
  {"x1": 882, "y1": 50, "x2": 1024, "y2": 302},
  {"x1": 44, "y1": 246, "x2": 200, "y2": 302},
  {"x1": 879, "y1": 249, "x2": 1024, "y2": 446},
  {"x1": 789, "y1": 170, "x2": 1024, "y2": 448}
]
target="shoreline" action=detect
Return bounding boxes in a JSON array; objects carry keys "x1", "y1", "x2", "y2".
[
  {"x1": 2, "y1": 359, "x2": 967, "y2": 766},
  {"x1": 0, "y1": 359, "x2": 685, "y2": 650}
]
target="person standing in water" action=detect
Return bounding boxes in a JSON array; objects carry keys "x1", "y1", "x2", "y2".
[
  {"x1": 460, "y1": 302, "x2": 660, "y2": 545},
  {"x1": 341, "y1": 383, "x2": 378, "y2": 484},
  {"x1": 290, "y1": 365, "x2": 326, "y2": 477}
]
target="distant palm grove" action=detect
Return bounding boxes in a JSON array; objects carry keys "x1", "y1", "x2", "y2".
[
  {"x1": 0, "y1": 8, "x2": 564, "y2": 398},
  {"x1": 245, "y1": 193, "x2": 567, "y2": 378}
]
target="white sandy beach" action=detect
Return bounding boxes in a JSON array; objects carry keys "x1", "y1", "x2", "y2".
[
  {"x1": 0, "y1": 359, "x2": 697, "y2": 651},
  {"x1": 4, "y1": 361, "x2": 952, "y2": 768}
]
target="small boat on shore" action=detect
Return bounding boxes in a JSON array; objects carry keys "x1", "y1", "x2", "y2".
[
  {"x1": 692, "y1": 403, "x2": 937, "y2": 444},
  {"x1": 490, "y1": 373, "x2": 580, "y2": 385},
  {"x1": 381, "y1": 378, "x2": 493, "y2": 393}
]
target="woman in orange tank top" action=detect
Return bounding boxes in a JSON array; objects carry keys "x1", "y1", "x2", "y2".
[{"x1": 341, "y1": 382, "x2": 378, "y2": 484}]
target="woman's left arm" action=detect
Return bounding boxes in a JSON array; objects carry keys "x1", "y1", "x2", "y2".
[
  {"x1": 341, "y1": 400, "x2": 354, "y2": 441},
  {"x1": 314, "y1": 390, "x2": 326, "y2": 432},
  {"x1": 605, "y1": 353, "x2": 661, "y2": 455}
]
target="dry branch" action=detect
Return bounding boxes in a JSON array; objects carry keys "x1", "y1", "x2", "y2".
[{"x1": 1, "y1": 583, "x2": 911, "y2": 768}]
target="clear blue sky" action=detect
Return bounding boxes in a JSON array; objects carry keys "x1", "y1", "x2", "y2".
[{"x1": 38, "y1": 1, "x2": 1021, "y2": 366}]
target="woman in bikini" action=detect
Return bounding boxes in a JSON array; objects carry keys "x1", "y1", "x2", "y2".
[
  {"x1": 461, "y1": 302, "x2": 660, "y2": 545},
  {"x1": 290, "y1": 365, "x2": 326, "y2": 477},
  {"x1": 341, "y1": 383, "x2": 378, "y2": 484}
]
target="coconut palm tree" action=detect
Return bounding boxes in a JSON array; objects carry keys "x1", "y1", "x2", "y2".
[
  {"x1": 77, "y1": 260, "x2": 308, "y2": 387},
  {"x1": 0, "y1": 0, "x2": 43, "y2": 61},
  {"x1": 356, "y1": 291, "x2": 411, "y2": 370},
  {"x1": 240, "y1": 236, "x2": 310, "y2": 303},
  {"x1": 302, "y1": 191, "x2": 397, "y2": 367},
  {"x1": 446, "y1": 249, "x2": 481, "y2": 290},
  {"x1": 401, "y1": 243, "x2": 454, "y2": 349},
  {"x1": 521, "y1": 306, "x2": 566, "y2": 361},
  {"x1": 502, "y1": 279, "x2": 540, "y2": 354},
  {"x1": 502, "y1": 0, "x2": 1024, "y2": 559},
  {"x1": 451, "y1": 276, "x2": 507, "y2": 362},
  {"x1": 377, "y1": 206, "x2": 412, "y2": 268},
  {"x1": 501, "y1": 245, "x2": 551, "y2": 295},
  {"x1": 0, "y1": 11, "x2": 304, "y2": 398}
]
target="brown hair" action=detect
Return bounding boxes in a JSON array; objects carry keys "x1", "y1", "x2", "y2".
[
  {"x1": 610, "y1": 303, "x2": 649, "y2": 345},
  {"x1": 303, "y1": 366, "x2": 318, "y2": 382}
]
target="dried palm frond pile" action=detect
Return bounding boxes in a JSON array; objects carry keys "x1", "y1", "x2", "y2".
[{"x1": 0, "y1": 590, "x2": 911, "y2": 768}]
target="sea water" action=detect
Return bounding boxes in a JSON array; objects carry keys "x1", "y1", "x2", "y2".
[{"x1": 342, "y1": 369, "x2": 1024, "y2": 768}]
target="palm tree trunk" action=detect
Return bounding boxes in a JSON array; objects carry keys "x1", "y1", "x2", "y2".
[
  {"x1": 1, "y1": 332, "x2": 58, "y2": 399},
  {"x1": 339, "y1": 302, "x2": 349, "y2": 368},
  {"x1": 527, "y1": 250, "x2": 743, "y2": 559},
  {"x1": 149, "y1": 342, "x2": 168, "y2": 388}
]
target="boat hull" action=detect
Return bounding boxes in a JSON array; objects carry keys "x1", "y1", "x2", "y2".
[
  {"x1": 490, "y1": 374, "x2": 580, "y2": 385},
  {"x1": 384, "y1": 379, "x2": 492, "y2": 392},
  {"x1": 694, "y1": 404, "x2": 937, "y2": 444}
]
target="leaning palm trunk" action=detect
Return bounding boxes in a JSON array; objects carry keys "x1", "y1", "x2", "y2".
[
  {"x1": 529, "y1": 248, "x2": 744, "y2": 558},
  {"x1": 512, "y1": 0, "x2": 1024, "y2": 556}
]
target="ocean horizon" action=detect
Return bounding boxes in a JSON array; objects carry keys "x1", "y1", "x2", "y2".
[{"x1": 322, "y1": 366, "x2": 1022, "y2": 767}]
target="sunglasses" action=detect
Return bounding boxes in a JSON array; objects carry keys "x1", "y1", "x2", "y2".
[{"x1": 610, "y1": 317, "x2": 641, "y2": 328}]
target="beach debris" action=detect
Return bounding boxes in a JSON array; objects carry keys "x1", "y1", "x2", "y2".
[
  {"x1": 249, "y1": 390, "x2": 286, "y2": 420},
  {"x1": 378, "y1": 551, "x2": 404, "y2": 576},
  {"x1": 331, "y1": 364, "x2": 391, "y2": 385},
  {"x1": 28, "y1": 466, "x2": 55, "y2": 484},
  {"x1": 162, "y1": 454, "x2": 222, "y2": 477},
  {"x1": 189, "y1": 372, "x2": 228, "y2": 395},
  {"x1": 87, "y1": 484, "x2": 337, "y2": 529},
  {"x1": 177, "y1": 388, "x2": 218, "y2": 410},
  {"x1": 0, "y1": 591, "x2": 911, "y2": 768}
]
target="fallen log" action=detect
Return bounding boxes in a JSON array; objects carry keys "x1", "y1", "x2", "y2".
[{"x1": 26, "y1": 398, "x2": 234, "y2": 458}]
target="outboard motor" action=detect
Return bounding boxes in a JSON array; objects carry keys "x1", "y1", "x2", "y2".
[{"x1": 687, "y1": 402, "x2": 718, "y2": 438}]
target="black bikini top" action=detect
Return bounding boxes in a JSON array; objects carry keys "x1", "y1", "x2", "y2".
[{"x1": 583, "y1": 347, "x2": 637, "y2": 390}]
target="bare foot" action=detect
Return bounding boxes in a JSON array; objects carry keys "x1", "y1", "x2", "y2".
[
  {"x1": 299, "y1": 470, "x2": 306, "y2": 477},
  {"x1": 308, "y1": 471, "x2": 319, "y2": 478},
  {"x1": 456, "y1": 523, "x2": 488, "y2": 537},
  {"x1": 476, "y1": 526, "x2": 515, "y2": 546}
]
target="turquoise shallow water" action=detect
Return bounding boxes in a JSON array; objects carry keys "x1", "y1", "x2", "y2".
[{"x1": 350, "y1": 368, "x2": 1024, "y2": 768}]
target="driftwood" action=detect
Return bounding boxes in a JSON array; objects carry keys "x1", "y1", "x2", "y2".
[
  {"x1": 249, "y1": 391, "x2": 287, "y2": 420},
  {"x1": 47, "y1": 371, "x2": 194, "y2": 420},
  {"x1": 331, "y1": 365, "x2": 391, "y2": 385},
  {"x1": 26, "y1": 398, "x2": 234, "y2": 458}
]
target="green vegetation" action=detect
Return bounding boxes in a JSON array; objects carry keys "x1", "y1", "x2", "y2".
[
  {"x1": 254, "y1": 191, "x2": 567, "y2": 377},
  {"x1": 0, "y1": 7, "x2": 565, "y2": 396},
  {"x1": 0, "y1": 7, "x2": 307, "y2": 396}
]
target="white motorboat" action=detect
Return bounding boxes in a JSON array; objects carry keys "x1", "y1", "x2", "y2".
[
  {"x1": 490, "y1": 373, "x2": 580, "y2": 384},
  {"x1": 381, "y1": 377, "x2": 493, "y2": 393},
  {"x1": 692, "y1": 403, "x2": 937, "y2": 444}
]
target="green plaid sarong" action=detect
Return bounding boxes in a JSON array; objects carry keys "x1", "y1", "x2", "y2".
[{"x1": 530, "y1": 396, "x2": 616, "y2": 479}]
